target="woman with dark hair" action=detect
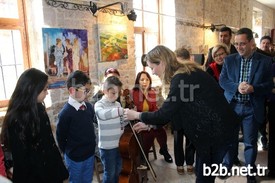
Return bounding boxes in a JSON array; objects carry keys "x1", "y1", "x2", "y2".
[
  {"x1": 1, "y1": 68, "x2": 68, "y2": 183},
  {"x1": 132, "y1": 71, "x2": 172, "y2": 163}
]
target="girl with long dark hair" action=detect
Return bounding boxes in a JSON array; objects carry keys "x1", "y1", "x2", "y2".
[{"x1": 1, "y1": 68, "x2": 68, "y2": 183}]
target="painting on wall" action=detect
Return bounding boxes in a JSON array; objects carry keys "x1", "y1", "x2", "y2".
[
  {"x1": 42, "y1": 28, "x2": 88, "y2": 89},
  {"x1": 98, "y1": 24, "x2": 128, "y2": 62}
]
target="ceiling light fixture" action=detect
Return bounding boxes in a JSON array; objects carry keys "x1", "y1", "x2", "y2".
[
  {"x1": 45, "y1": 0, "x2": 136, "y2": 20},
  {"x1": 204, "y1": 24, "x2": 226, "y2": 32}
]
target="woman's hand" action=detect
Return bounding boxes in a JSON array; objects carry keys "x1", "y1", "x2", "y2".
[
  {"x1": 133, "y1": 122, "x2": 148, "y2": 133},
  {"x1": 124, "y1": 108, "x2": 140, "y2": 120}
]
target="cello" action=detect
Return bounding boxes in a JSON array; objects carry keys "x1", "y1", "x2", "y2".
[{"x1": 119, "y1": 89, "x2": 157, "y2": 183}]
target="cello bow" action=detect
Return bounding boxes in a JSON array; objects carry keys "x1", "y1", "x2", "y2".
[
  {"x1": 122, "y1": 89, "x2": 157, "y2": 181},
  {"x1": 128, "y1": 122, "x2": 157, "y2": 181}
]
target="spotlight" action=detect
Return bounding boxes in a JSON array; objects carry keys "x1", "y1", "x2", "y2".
[
  {"x1": 210, "y1": 24, "x2": 216, "y2": 32},
  {"x1": 90, "y1": 2, "x2": 97, "y2": 15},
  {"x1": 206, "y1": 24, "x2": 226, "y2": 32},
  {"x1": 127, "y1": 10, "x2": 137, "y2": 21}
]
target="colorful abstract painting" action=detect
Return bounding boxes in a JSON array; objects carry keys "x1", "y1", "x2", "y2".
[{"x1": 98, "y1": 24, "x2": 128, "y2": 62}]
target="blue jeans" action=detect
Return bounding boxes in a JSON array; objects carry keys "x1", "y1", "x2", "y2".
[
  {"x1": 223, "y1": 102, "x2": 259, "y2": 172},
  {"x1": 64, "y1": 154, "x2": 94, "y2": 183},
  {"x1": 100, "y1": 148, "x2": 122, "y2": 183},
  {"x1": 195, "y1": 145, "x2": 228, "y2": 183}
]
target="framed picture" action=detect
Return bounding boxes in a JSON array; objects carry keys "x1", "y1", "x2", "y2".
[
  {"x1": 98, "y1": 24, "x2": 128, "y2": 62},
  {"x1": 42, "y1": 28, "x2": 88, "y2": 89}
]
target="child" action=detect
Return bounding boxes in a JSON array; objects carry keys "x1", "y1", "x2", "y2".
[
  {"x1": 0, "y1": 145, "x2": 6, "y2": 177},
  {"x1": 94, "y1": 76, "x2": 127, "y2": 183},
  {"x1": 56, "y1": 70, "x2": 96, "y2": 183},
  {"x1": 91, "y1": 67, "x2": 121, "y2": 104},
  {"x1": 1, "y1": 68, "x2": 69, "y2": 183}
]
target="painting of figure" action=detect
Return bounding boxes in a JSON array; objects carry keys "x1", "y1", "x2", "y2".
[{"x1": 42, "y1": 28, "x2": 88, "y2": 89}]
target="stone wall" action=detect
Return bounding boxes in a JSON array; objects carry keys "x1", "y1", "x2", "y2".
[
  {"x1": 22, "y1": 0, "x2": 136, "y2": 126},
  {"x1": 0, "y1": 0, "x2": 275, "y2": 127},
  {"x1": 175, "y1": 0, "x2": 275, "y2": 55}
]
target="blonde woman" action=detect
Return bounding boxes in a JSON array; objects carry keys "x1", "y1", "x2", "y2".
[
  {"x1": 124, "y1": 45, "x2": 240, "y2": 183},
  {"x1": 206, "y1": 43, "x2": 229, "y2": 82}
]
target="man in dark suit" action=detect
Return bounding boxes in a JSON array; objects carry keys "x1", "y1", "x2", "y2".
[
  {"x1": 260, "y1": 36, "x2": 273, "y2": 56},
  {"x1": 256, "y1": 36, "x2": 274, "y2": 151},
  {"x1": 205, "y1": 26, "x2": 238, "y2": 68},
  {"x1": 219, "y1": 28, "x2": 273, "y2": 183}
]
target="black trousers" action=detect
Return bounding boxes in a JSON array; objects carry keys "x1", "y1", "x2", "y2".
[
  {"x1": 173, "y1": 129, "x2": 196, "y2": 166},
  {"x1": 259, "y1": 100, "x2": 268, "y2": 146}
]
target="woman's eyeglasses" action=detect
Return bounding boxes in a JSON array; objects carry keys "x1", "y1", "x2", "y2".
[{"x1": 214, "y1": 52, "x2": 225, "y2": 58}]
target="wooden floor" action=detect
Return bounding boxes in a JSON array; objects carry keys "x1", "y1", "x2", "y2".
[{"x1": 92, "y1": 128, "x2": 275, "y2": 183}]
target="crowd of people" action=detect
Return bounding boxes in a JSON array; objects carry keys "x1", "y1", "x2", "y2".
[{"x1": 0, "y1": 26, "x2": 275, "y2": 183}]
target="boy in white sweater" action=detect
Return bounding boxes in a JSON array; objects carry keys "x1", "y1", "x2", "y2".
[{"x1": 94, "y1": 76, "x2": 127, "y2": 183}]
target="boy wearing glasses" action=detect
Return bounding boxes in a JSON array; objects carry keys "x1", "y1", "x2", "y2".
[{"x1": 56, "y1": 70, "x2": 96, "y2": 183}]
